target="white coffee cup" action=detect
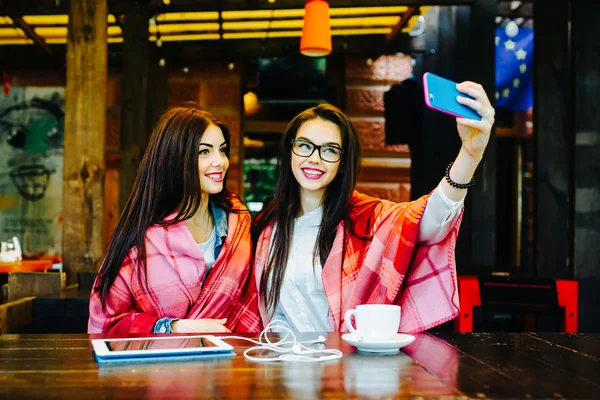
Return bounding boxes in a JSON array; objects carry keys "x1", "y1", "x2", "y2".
[{"x1": 344, "y1": 304, "x2": 401, "y2": 341}]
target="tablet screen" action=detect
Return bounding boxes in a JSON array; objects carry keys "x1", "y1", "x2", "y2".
[{"x1": 105, "y1": 337, "x2": 218, "y2": 352}]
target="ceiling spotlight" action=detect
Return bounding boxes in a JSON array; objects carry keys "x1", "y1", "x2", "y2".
[
  {"x1": 228, "y1": 62, "x2": 235, "y2": 70},
  {"x1": 183, "y1": 66, "x2": 189, "y2": 73},
  {"x1": 159, "y1": 58, "x2": 166, "y2": 67},
  {"x1": 156, "y1": 39, "x2": 162, "y2": 47},
  {"x1": 366, "y1": 58, "x2": 373, "y2": 66}
]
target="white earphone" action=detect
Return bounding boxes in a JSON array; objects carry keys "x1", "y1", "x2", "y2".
[{"x1": 221, "y1": 320, "x2": 343, "y2": 363}]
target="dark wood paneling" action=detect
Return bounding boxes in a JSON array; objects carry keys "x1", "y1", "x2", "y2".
[
  {"x1": 464, "y1": 0, "x2": 496, "y2": 267},
  {"x1": 119, "y1": 11, "x2": 150, "y2": 212},
  {"x1": 533, "y1": 0, "x2": 572, "y2": 279},
  {"x1": 572, "y1": 0, "x2": 600, "y2": 333}
]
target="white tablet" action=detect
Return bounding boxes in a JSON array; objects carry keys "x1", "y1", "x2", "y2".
[{"x1": 91, "y1": 335, "x2": 233, "y2": 359}]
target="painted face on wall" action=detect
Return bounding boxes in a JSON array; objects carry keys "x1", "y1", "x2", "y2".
[
  {"x1": 291, "y1": 118, "x2": 343, "y2": 198},
  {"x1": 0, "y1": 93, "x2": 64, "y2": 201}
]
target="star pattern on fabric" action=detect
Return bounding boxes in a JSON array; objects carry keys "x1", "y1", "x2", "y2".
[
  {"x1": 496, "y1": 26, "x2": 533, "y2": 111},
  {"x1": 520, "y1": 64, "x2": 527, "y2": 74}
]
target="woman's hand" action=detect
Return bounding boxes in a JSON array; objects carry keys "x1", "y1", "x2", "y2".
[
  {"x1": 170, "y1": 318, "x2": 231, "y2": 333},
  {"x1": 455, "y1": 81, "x2": 495, "y2": 161}
]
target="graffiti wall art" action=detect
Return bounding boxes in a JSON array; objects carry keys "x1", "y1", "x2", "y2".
[{"x1": 0, "y1": 86, "x2": 64, "y2": 260}]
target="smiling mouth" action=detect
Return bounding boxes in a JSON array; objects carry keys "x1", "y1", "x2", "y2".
[
  {"x1": 301, "y1": 168, "x2": 324, "y2": 180},
  {"x1": 206, "y1": 173, "x2": 223, "y2": 182}
]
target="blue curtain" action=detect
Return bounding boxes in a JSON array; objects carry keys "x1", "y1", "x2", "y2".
[{"x1": 495, "y1": 26, "x2": 533, "y2": 111}]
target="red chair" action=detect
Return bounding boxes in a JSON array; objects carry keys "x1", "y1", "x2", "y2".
[{"x1": 454, "y1": 275, "x2": 578, "y2": 332}]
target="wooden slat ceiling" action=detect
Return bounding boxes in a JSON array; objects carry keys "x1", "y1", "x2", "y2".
[{"x1": 0, "y1": 6, "x2": 429, "y2": 45}]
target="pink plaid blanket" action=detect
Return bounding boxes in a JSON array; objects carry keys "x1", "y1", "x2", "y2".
[
  {"x1": 88, "y1": 197, "x2": 261, "y2": 333},
  {"x1": 254, "y1": 191, "x2": 461, "y2": 333}
]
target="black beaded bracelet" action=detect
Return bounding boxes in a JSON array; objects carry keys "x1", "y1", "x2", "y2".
[{"x1": 445, "y1": 162, "x2": 475, "y2": 189}]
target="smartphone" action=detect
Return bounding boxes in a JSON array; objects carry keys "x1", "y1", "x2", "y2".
[
  {"x1": 91, "y1": 334, "x2": 234, "y2": 359},
  {"x1": 422, "y1": 72, "x2": 481, "y2": 121}
]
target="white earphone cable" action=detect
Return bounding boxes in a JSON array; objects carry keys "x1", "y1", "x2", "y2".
[{"x1": 220, "y1": 320, "x2": 343, "y2": 363}]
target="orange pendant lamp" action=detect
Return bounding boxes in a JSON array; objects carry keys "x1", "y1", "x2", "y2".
[{"x1": 300, "y1": 0, "x2": 332, "y2": 57}]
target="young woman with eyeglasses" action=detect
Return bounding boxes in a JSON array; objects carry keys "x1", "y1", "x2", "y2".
[
  {"x1": 252, "y1": 82, "x2": 495, "y2": 333},
  {"x1": 88, "y1": 105, "x2": 261, "y2": 334}
]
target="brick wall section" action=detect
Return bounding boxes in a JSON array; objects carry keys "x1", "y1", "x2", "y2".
[
  {"x1": 345, "y1": 55, "x2": 414, "y2": 82},
  {"x1": 345, "y1": 55, "x2": 413, "y2": 202},
  {"x1": 352, "y1": 120, "x2": 408, "y2": 153}
]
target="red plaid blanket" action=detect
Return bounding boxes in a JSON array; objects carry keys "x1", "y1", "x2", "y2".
[{"x1": 254, "y1": 191, "x2": 461, "y2": 333}]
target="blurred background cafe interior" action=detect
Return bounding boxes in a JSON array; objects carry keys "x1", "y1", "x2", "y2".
[{"x1": 0, "y1": 0, "x2": 598, "y2": 336}]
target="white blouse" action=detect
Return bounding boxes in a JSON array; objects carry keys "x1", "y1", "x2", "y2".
[{"x1": 270, "y1": 184, "x2": 464, "y2": 332}]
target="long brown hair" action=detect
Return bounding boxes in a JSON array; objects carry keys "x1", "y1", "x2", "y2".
[
  {"x1": 95, "y1": 105, "x2": 234, "y2": 307},
  {"x1": 252, "y1": 103, "x2": 364, "y2": 314}
]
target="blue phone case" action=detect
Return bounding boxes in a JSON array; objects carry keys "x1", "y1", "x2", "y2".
[{"x1": 422, "y1": 73, "x2": 481, "y2": 121}]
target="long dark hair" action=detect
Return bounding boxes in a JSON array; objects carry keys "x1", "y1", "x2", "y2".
[
  {"x1": 95, "y1": 105, "x2": 234, "y2": 307},
  {"x1": 252, "y1": 103, "x2": 363, "y2": 313}
]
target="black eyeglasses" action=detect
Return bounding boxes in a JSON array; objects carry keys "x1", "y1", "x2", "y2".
[{"x1": 291, "y1": 139, "x2": 343, "y2": 163}]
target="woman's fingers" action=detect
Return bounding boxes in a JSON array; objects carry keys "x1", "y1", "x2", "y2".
[
  {"x1": 456, "y1": 117, "x2": 491, "y2": 130},
  {"x1": 456, "y1": 96, "x2": 484, "y2": 113},
  {"x1": 456, "y1": 81, "x2": 495, "y2": 120},
  {"x1": 457, "y1": 82, "x2": 493, "y2": 106},
  {"x1": 457, "y1": 96, "x2": 495, "y2": 119}
]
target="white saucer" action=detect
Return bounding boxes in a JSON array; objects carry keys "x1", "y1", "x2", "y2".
[{"x1": 341, "y1": 333, "x2": 415, "y2": 354}]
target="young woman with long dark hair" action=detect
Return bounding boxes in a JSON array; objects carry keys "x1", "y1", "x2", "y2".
[
  {"x1": 88, "y1": 105, "x2": 261, "y2": 334},
  {"x1": 252, "y1": 81, "x2": 494, "y2": 333}
]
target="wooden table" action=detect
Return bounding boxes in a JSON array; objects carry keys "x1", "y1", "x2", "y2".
[{"x1": 0, "y1": 332, "x2": 598, "y2": 399}]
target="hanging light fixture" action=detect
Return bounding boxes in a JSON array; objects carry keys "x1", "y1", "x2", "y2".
[{"x1": 300, "y1": 0, "x2": 331, "y2": 57}]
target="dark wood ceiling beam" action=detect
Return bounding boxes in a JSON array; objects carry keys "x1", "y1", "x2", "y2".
[
  {"x1": 1, "y1": 0, "x2": 475, "y2": 16},
  {"x1": 9, "y1": 15, "x2": 52, "y2": 54},
  {"x1": 0, "y1": 33, "x2": 426, "y2": 69},
  {"x1": 386, "y1": 7, "x2": 417, "y2": 43}
]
